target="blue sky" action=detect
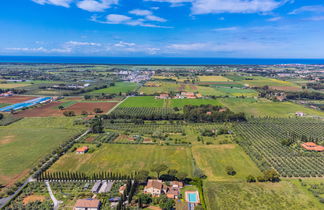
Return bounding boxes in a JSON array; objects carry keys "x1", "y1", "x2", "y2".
[{"x1": 0, "y1": 0, "x2": 324, "y2": 58}]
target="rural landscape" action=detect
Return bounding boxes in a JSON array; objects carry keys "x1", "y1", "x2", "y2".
[{"x1": 0, "y1": 63, "x2": 323, "y2": 210}]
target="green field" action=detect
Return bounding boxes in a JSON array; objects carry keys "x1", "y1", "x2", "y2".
[
  {"x1": 214, "y1": 87, "x2": 258, "y2": 97},
  {"x1": 119, "y1": 96, "x2": 164, "y2": 107},
  {"x1": 90, "y1": 82, "x2": 139, "y2": 94},
  {"x1": 192, "y1": 144, "x2": 262, "y2": 181},
  {"x1": 49, "y1": 144, "x2": 193, "y2": 176},
  {"x1": 204, "y1": 181, "x2": 323, "y2": 210},
  {"x1": 198, "y1": 76, "x2": 231, "y2": 82},
  {"x1": 220, "y1": 98, "x2": 324, "y2": 117},
  {"x1": 170, "y1": 98, "x2": 222, "y2": 108},
  {"x1": 0, "y1": 117, "x2": 82, "y2": 186}
]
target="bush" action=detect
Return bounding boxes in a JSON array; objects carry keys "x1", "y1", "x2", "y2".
[
  {"x1": 63, "y1": 111, "x2": 75, "y2": 117},
  {"x1": 246, "y1": 175, "x2": 256, "y2": 182},
  {"x1": 226, "y1": 166, "x2": 236, "y2": 176}
]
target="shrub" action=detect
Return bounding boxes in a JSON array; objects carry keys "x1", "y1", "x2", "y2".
[
  {"x1": 246, "y1": 175, "x2": 256, "y2": 182},
  {"x1": 226, "y1": 166, "x2": 236, "y2": 176}
]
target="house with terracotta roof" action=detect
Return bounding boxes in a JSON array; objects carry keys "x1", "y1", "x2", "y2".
[
  {"x1": 301, "y1": 142, "x2": 324, "y2": 152},
  {"x1": 158, "y1": 93, "x2": 169, "y2": 99},
  {"x1": 76, "y1": 146, "x2": 89, "y2": 154},
  {"x1": 144, "y1": 179, "x2": 165, "y2": 197},
  {"x1": 74, "y1": 199, "x2": 101, "y2": 210},
  {"x1": 144, "y1": 179, "x2": 183, "y2": 198}
]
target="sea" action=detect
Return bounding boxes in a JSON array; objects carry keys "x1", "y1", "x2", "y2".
[{"x1": 0, "y1": 56, "x2": 324, "y2": 65}]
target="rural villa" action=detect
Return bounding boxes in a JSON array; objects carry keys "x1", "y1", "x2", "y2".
[
  {"x1": 76, "y1": 146, "x2": 89, "y2": 154},
  {"x1": 144, "y1": 179, "x2": 183, "y2": 199}
]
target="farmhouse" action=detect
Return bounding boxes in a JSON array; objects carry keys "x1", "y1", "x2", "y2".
[
  {"x1": 144, "y1": 179, "x2": 164, "y2": 197},
  {"x1": 158, "y1": 93, "x2": 169, "y2": 99},
  {"x1": 301, "y1": 142, "x2": 324, "y2": 152},
  {"x1": 74, "y1": 199, "x2": 101, "y2": 210},
  {"x1": 144, "y1": 179, "x2": 183, "y2": 198},
  {"x1": 76, "y1": 146, "x2": 89, "y2": 154}
]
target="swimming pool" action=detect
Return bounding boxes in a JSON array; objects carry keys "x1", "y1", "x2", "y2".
[
  {"x1": 0, "y1": 97, "x2": 52, "y2": 112},
  {"x1": 185, "y1": 191, "x2": 200, "y2": 204},
  {"x1": 188, "y1": 192, "x2": 197, "y2": 203}
]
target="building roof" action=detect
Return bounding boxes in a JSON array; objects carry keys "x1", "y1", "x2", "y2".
[
  {"x1": 145, "y1": 179, "x2": 163, "y2": 190},
  {"x1": 74, "y1": 199, "x2": 100, "y2": 208},
  {"x1": 76, "y1": 146, "x2": 89, "y2": 153},
  {"x1": 170, "y1": 181, "x2": 183, "y2": 188},
  {"x1": 301, "y1": 142, "x2": 324, "y2": 152}
]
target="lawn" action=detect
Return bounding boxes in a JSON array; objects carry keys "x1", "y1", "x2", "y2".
[
  {"x1": 48, "y1": 144, "x2": 193, "y2": 177},
  {"x1": 204, "y1": 181, "x2": 323, "y2": 210},
  {"x1": 0, "y1": 117, "x2": 83, "y2": 186},
  {"x1": 198, "y1": 76, "x2": 232, "y2": 82},
  {"x1": 220, "y1": 98, "x2": 324, "y2": 118},
  {"x1": 89, "y1": 82, "x2": 139, "y2": 94},
  {"x1": 119, "y1": 96, "x2": 164, "y2": 108},
  {"x1": 192, "y1": 144, "x2": 262, "y2": 181}
]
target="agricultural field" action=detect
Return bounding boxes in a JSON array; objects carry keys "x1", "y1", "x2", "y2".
[
  {"x1": 0, "y1": 96, "x2": 37, "y2": 104},
  {"x1": 213, "y1": 87, "x2": 258, "y2": 97},
  {"x1": 0, "y1": 117, "x2": 83, "y2": 186},
  {"x1": 48, "y1": 144, "x2": 193, "y2": 177},
  {"x1": 64, "y1": 102, "x2": 117, "y2": 115},
  {"x1": 170, "y1": 98, "x2": 222, "y2": 108},
  {"x1": 0, "y1": 83, "x2": 31, "y2": 89},
  {"x1": 198, "y1": 76, "x2": 232, "y2": 82},
  {"x1": 192, "y1": 144, "x2": 262, "y2": 181},
  {"x1": 204, "y1": 181, "x2": 323, "y2": 210},
  {"x1": 235, "y1": 118, "x2": 324, "y2": 177},
  {"x1": 239, "y1": 76, "x2": 299, "y2": 87},
  {"x1": 220, "y1": 98, "x2": 324, "y2": 117},
  {"x1": 89, "y1": 82, "x2": 139, "y2": 94},
  {"x1": 119, "y1": 96, "x2": 164, "y2": 107}
]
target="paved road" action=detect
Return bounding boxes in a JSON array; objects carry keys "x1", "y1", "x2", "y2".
[{"x1": 45, "y1": 181, "x2": 61, "y2": 210}]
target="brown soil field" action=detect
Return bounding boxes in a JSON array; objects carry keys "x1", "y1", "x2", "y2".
[
  {"x1": 15, "y1": 101, "x2": 63, "y2": 117},
  {"x1": 23, "y1": 195, "x2": 45, "y2": 205},
  {"x1": 65, "y1": 102, "x2": 118, "y2": 115},
  {"x1": 0, "y1": 96, "x2": 37, "y2": 104},
  {"x1": 270, "y1": 86, "x2": 302, "y2": 91}
]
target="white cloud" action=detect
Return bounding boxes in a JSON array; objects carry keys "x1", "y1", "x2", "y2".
[
  {"x1": 267, "y1": 16, "x2": 282, "y2": 21},
  {"x1": 168, "y1": 43, "x2": 207, "y2": 50},
  {"x1": 106, "y1": 14, "x2": 132, "y2": 23},
  {"x1": 65, "y1": 41, "x2": 101, "y2": 46},
  {"x1": 6, "y1": 47, "x2": 72, "y2": 53},
  {"x1": 146, "y1": 15, "x2": 167, "y2": 22},
  {"x1": 213, "y1": 27, "x2": 238, "y2": 31},
  {"x1": 129, "y1": 9, "x2": 152, "y2": 16},
  {"x1": 129, "y1": 9, "x2": 167, "y2": 22},
  {"x1": 113, "y1": 41, "x2": 136, "y2": 47},
  {"x1": 31, "y1": 0, "x2": 72, "y2": 8},
  {"x1": 304, "y1": 16, "x2": 324, "y2": 21},
  {"x1": 191, "y1": 0, "x2": 284, "y2": 14},
  {"x1": 91, "y1": 14, "x2": 171, "y2": 28},
  {"x1": 77, "y1": 0, "x2": 118, "y2": 12},
  {"x1": 289, "y1": 5, "x2": 324, "y2": 15}
]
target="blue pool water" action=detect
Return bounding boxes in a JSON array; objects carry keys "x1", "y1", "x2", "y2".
[
  {"x1": 188, "y1": 192, "x2": 197, "y2": 203},
  {"x1": 0, "y1": 97, "x2": 52, "y2": 112}
]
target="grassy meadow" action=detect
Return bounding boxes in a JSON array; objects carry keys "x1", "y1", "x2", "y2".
[
  {"x1": 220, "y1": 98, "x2": 324, "y2": 117},
  {"x1": 0, "y1": 117, "x2": 83, "y2": 186},
  {"x1": 89, "y1": 82, "x2": 139, "y2": 94},
  {"x1": 192, "y1": 144, "x2": 262, "y2": 181},
  {"x1": 48, "y1": 144, "x2": 193, "y2": 177},
  {"x1": 204, "y1": 181, "x2": 323, "y2": 210}
]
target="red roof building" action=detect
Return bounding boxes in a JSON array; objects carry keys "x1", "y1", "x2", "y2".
[
  {"x1": 74, "y1": 199, "x2": 101, "y2": 210},
  {"x1": 76, "y1": 146, "x2": 89, "y2": 154},
  {"x1": 301, "y1": 142, "x2": 324, "y2": 152}
]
